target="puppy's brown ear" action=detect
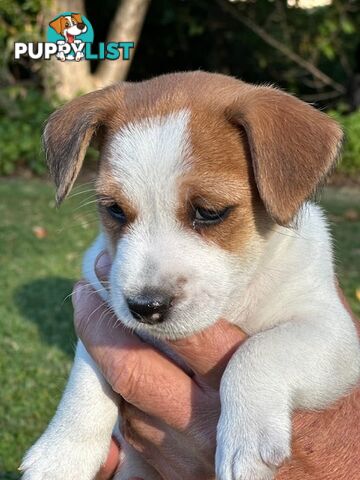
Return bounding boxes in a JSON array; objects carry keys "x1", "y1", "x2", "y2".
[
  {"x1": 49, "y1": 17, "x2": 64, "y2": 34},
  {"x1": 43, "y1": 86, "x2": 122, "y2": 204},
  {"x1": 72, "y1": 13, "x2": 82, "y2": 24},
  {"x1": 228, "y1": 86, "x2": 343, "y2": 225}
]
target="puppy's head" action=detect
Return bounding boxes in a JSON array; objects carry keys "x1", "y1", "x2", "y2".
[
  {"x1": 44, "y1": 72, "x2": 343, "y2": 338},
  {"x1": 49, "y1": 13, "x2": 87, "y2": 38}
]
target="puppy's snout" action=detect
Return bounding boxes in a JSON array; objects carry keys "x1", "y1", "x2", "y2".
[
  {"x1": 77, "y1": 22, "x2": 86, "y2": 31},
  {"x1": 126, "y1": 290, "x2": 173, "y2": 325}
]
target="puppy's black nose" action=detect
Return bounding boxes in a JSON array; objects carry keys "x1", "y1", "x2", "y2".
[
  {"x1": 77, "y1": 22, "x2": 86, "y2": 30},
  {"x1": 126, "y1": 290, "x2": 173, "y2": 324}
]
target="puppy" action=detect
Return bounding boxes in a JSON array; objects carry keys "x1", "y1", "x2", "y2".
[
  {"x1": 49, "y1": 13, "x2": 87, "y2": 61},
  {"x1": 21, "y1": 71, "x2": 360, "y2": 480}
]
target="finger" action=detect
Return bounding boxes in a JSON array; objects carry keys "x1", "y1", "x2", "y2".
[
  {"x1": 121, "y1": 399, "x2": 217, "y2": 464},
  {"x1": 168, "y1": 319, "x2": 247, "y2": 389},
  {"x1": 72, "y1": 282, "x2": 206, "y2": 430},
  {"x1": 93, "y1": 251, "x2": 246, "y2": 388},
  {"x1": 121, "y1": 402, "x2": 215, "y2": 480},
  {"x1": 121, "y1": 401, "x2": 167, "y2": 451},
  {"x1": 96, "y1": 437, "x2": 121, "y2": 480},
  {"x1": 120, "y1": 404, "x2": 179, "y2": 480}
]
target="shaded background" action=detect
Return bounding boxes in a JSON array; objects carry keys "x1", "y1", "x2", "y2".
[
  {"x1": 1, "y1": 0, "x2": 360, "y2": 176},
  {"x1": 0, "y1": 1, "x2": 359, "y2": 478}
]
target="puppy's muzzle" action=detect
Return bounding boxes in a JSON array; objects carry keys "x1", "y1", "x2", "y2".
[
  {"x1": 126, "y1": 289, "x2": 173, "y2": 324},
  {"x1": 77, "y1": 23, "x2": 86, "y2": 31}
]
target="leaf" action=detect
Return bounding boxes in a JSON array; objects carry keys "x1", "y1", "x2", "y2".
[
  {"x1": 356, "y1": 288, "x2": 360, "y2": 302},
  {"x1": 343, "y1": 209, "x2": 359, "y2": 221},
  {"x1": 341, "y1": 19, "x2": 355, "y2": 35},
  {"x1": 32, "y1": 226, "x2": 48, "y2": 239}
]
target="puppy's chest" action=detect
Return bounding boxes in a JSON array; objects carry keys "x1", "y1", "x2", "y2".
[{"x1": 227, "y1": 273, "x2": 311, "y2": 335}]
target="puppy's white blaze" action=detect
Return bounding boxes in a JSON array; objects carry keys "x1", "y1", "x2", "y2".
[
  {"x1": 106, "y1": 110, "x2": 243, "y2": 338},
  {"x1": 109, "y1": 216, "x2": 239, "y2": 338},
  {"x1": 109, "y1": 109, "x2": 191, "y2": 217}
]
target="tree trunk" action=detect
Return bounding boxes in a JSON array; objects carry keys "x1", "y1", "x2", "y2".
[
  {"x1": 94, "y1": 0, "x2": 151, "y2": 86},
  {"x1": 43, "y1": 0, "x2": 150, "y2": 101}
]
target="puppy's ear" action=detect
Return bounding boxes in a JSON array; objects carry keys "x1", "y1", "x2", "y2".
[
  {"x1": 228, "y1": 86, "x2": 343, "y2": 225},
  {"x1": 49, "y1": 17, "x2": 64, "y2": 34},
  {"x1": 72, "y1": 13, "x2": 82, "y2": 24},
  {"x1": 43, "y1": 86, "x2": 122, "y2": 204}
]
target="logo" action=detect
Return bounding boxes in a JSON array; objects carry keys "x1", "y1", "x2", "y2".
[
  {"x1": 14, "y1": 12, "x2": 134, "y2": 62},
  {"x1": 47, "y1": 12, "x2": 94, "y2": 61}
]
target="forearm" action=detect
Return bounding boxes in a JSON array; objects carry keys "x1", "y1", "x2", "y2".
[{"x1": 277, "y1": 386, "x2": 360, "y2": 480}]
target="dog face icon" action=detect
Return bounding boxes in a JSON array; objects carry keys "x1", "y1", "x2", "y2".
[{"x1": 49, "y1": 13, "x2": 87, "y2": 43}]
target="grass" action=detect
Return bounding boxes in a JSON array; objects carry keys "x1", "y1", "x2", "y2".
[
  {"x1": 0, "y1": 178, "x2": 97, "y2": 480},
  {"x1": 0, "y1": 178, "x2": 359, "y2": 479}
]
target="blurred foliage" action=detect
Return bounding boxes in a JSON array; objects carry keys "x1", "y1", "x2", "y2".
[
  {"x1": 0, "y1": 0, "x2": 359, "y2": 175},
  {"x1": 129, "y1": 0, "x2": 360, "y2": 101},
  {"x1": 0, "y1": 85, "x2": 359, "y2": 176},
  {"x1": 0, "y1": 86, "x2": 52, "y2": 175},
  {"x1": 0, "y1": 0, "x2": 49, "y2": 175},
  {"x1": 331, "y1": 109, "x2": 360, "y2": 173},
  {"x1": 0, "y1": 0, "x2": 47, "y2": 83}
]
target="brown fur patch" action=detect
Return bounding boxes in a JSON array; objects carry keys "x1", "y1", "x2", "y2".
[
  {"x1": 177, "y1": 108, "x2": 269, "y2": 253},
  {"x1": 44, "y1": 71, "x2": 343, "y2": 228},
  {"x1": 226, "y1": 86, "x2": 343, "y2": 225}
]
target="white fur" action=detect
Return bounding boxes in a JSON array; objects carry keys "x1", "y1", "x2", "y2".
[
  {"x1": 21, "y1": 341, "x2": 117, "y2": 480},
  {"x1": 21, "y1": 112, "x2": 360, "y2": 480},
  {"x1": 21, "y1": 235, "x2": 160, "y2": 480},
  {"x1": 216, "y1": 206, "x2": 360, "y2": 480},
  {"x1": 107, "y1": 111, "x2": 261, "y2": 339},
  {"x1": 109, "y1": 110, "x2": 191, "y2": 208}
]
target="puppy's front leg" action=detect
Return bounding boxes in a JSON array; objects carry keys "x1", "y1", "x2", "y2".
[
  {"x1": 21, "y1": 341, "x2": 118, "y2": 480},
  {"x1": 216, "y1": 313, "x2": 360, "y2": 480}
]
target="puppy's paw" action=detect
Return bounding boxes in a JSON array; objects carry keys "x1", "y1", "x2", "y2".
[
  {"x1": 56, "y1": 52, "x2": 66, "y2": 62},
  {"x1": 20, "y1": 433, "x2": 107, "y2": 480},
  {"x1": 75, "y1": 52, "x2": 83, "y2": 62},
  {"x1": 215, "y1": 411, "x2": 290, "y2": 480}
]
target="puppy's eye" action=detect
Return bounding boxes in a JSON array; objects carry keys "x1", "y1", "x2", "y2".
[
  {"x1": 107, "y1": 204, "x2": 126, "y2": 224},
  {"x1": 65, "y1": 22, "x2": 70, "y2": 27},
  {"x1": 193, "y1": 206, "x2": 231, "y2": 226}
]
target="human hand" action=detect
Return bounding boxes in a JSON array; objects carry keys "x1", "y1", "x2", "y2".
[
  {"x1": 73, "y1": 252, "x2": 247, "y2": 479},
  {"x1": 74, "y1": 253, "x2": 360, "y2": 480}
]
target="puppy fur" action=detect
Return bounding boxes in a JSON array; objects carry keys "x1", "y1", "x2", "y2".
[{"x1": 21, "y1": 72, "x2": 360, "y2": 480}]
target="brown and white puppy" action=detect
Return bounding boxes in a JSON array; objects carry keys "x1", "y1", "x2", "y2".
[
  {"x1": 49, "y1": 13, "x2": 87, "y2": 61},
  {"x1": 21, "y1": 72, "x2": 360, "y2": 480}
]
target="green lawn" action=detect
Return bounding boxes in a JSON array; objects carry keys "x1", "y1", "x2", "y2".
[{"x1": 0, "y1": 178, "x2": 359, "y2": 479}]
